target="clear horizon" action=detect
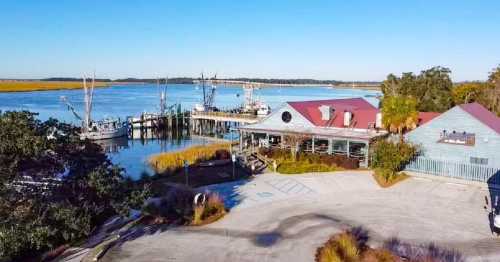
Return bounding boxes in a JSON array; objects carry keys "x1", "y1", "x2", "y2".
[{"x1": 1, "y1": 0, "x2": 499, "y2": 81}]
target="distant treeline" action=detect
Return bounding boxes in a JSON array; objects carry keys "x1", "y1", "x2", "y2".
[
  {"x1": 39, "y1": 77, "x2": 381, "y2": 86},
  {"x1": 42, "y1": 77, "x2": 113, "y2": 82},
  {"x1": 113, "y1": 78, "x2": 195, "y2": 84},
  {"x1": 221, "y1": 78, "x2": 343, "y2": 85}
]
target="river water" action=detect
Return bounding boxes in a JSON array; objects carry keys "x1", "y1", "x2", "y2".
[{"x1": 0, "y1": 84, "x2": 380, "y2": 179}]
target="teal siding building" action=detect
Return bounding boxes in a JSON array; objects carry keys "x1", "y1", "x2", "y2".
[{"x1": 405, "y1": 103, "x2": 500, "y2": 183}]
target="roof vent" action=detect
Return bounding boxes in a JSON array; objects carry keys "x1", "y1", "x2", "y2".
[
  {"x1": 319, "y1": 105, "x2": 334, "y2": 121},
  {"x1": 375, "y1": 112, "x2": 382, "y2": 128},
  {"x1": 344, "y1": 111, "x2": 352, "y2": 127}
]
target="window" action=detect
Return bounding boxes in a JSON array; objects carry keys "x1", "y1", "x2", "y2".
[
  {"x1": 438, "y1": 130, "x2": 475, "y2": 146},
  {"x1": 470, "y1": 157, "x2": 488, "y2": 165},
  {"x1": 281, "y1": 111, "x2": 292, "y2": 123}
]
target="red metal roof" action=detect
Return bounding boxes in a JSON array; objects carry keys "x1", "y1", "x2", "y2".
[
  {"x1": 418, "y1": 112, "x2": 441, "y2": 126},
  {"x1": 288, "y1": 98, "x2": 379, "y2": 129},
  {"x1": 459, "y1": 103, "x2": 500, "y2": 134}
]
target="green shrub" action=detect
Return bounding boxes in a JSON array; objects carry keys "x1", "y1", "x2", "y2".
[{"x1": 371, "y1": 140, "x2": 417, "y2": 172}]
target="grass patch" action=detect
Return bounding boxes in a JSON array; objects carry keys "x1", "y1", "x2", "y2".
[
  {"x1": 372, "y1": 169, "x2": 409, "y2": 188},
  {"x1": 191, "y1": 193, "x2": 226, "y2": 226},
  {"x1": 149, "y1": 143, "x2": 231, "y2": 174},
  {"x1": 316, "y1": 229, "x2": 464, "y2": 262},
  {"x1": 277, "y1": 161, "x2": 338, "y2": 174},
  {"x1": 316, "y1": 228, "x2": 399, "y2": 262},
  {"x1": 0, "y1": 81, "x2": 109, "y2": 92},
  {"x1": 316, "y1": 232, "x2": 361, "y2": 262}
]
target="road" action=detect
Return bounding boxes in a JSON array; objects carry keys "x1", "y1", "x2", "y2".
[{"x1": 102, "y1": 171, "x2": 500, "y2": 262}]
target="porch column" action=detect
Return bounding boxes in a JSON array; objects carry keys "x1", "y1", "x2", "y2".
[
  {"x1": 239, "y1": 131, "x2": 243, "y2": 151},
  {"x1": 363, "y1": 141, "x2": 370, "y2": 167},
  {"x1": 251, "y1": 133, "x2": 255, "y2": 153},
  {"x1": 346, "y1": 139, "x2": 350, "y2": 158},
  {"x1": 311, "y1": 136, "x2": 315, "y2": 153},
  {"x1": 280, "y1": 134, "x2": 285, "y2": 149},
  {"x1": 266, "y1": 133, "x2": 270, "y2": 148},
  {"x1": 328, "y1": 138, "x2": 333, "y2": 154}
]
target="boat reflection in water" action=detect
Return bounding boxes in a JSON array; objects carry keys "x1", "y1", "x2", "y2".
[{"x1": 94, "y1": 136, "x2": 129, "y2": 153}]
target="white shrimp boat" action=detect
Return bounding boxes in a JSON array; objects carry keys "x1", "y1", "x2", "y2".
[{"x1": 61, "y1": 73, "x2": 128, "y2": 140}]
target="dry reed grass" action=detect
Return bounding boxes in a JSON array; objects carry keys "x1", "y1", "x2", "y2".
[{"x1": 149, "y1": 143, "x2": 231, "y2": 174}]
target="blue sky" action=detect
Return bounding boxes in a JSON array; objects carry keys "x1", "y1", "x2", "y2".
[{"x1": 1, "y1": 1, "x2": 499, "y2": 81}]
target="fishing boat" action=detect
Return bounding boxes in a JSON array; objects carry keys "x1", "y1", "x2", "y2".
[
  {"x1": 242, "y1": 83, "x2": 270, "y2": 116},
  {"x1": 192, "y1": 73, "x2": 217, "y2": 112},
  {"x1": 128, "y1": 78, "x2": 178, "y2": 128},
  {"x1": 61, "y1": 73, "x2": 127, "y2": 140}
]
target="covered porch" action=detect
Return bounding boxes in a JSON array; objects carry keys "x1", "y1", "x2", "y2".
[{"x1": 237, "y1": 127, "x2": 384, "y2": 168}]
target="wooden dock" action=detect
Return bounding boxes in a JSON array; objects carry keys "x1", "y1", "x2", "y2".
[{"x1": 127, "y1": 110, "x2": 262, "y2": 139}]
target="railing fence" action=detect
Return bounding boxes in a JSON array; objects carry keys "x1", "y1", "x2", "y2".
[{"x1": 405, "y1": 156, "x2": 500, "y2": 185}]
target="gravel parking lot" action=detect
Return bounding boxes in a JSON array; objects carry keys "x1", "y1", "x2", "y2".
[{"x1": 102, "y1": 171, "x2": 500, "y2": 262}]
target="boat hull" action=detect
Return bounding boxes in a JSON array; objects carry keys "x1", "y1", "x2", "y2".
[{"x1": 80, "y1": 126, "x2": 128, "y2": 140}]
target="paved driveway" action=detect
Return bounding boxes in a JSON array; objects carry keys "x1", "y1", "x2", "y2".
[{"x1": 103, "y1": 171, "x2": 500, "y2": 262}]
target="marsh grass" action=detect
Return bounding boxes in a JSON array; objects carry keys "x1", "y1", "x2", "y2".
[
  {"x1": 149, "y1": 143, "x2": 231, "y2": 174},
  {"x1": 0, "y1": 81, "x2": 109, "y2": 92}
]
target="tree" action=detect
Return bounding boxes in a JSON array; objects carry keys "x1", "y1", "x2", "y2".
[
  {"x1": 452, "y1": 82, "x2": 489, "y2": 105},
  {"x1": 0, "y1": 111, "x2": 147, "y2": 261},
  {"x1": 283, "y1": 133, "x2": 311, "y2": 159},
  {"x1": 484, "y1": 65, "x2": 500, "y2": 116},
  {"x1": 380, "y1": 66, "x2": 454, "y2": 112},
  {"x1": 381, "y1": 96, "x2": 419, "y2": 140}
]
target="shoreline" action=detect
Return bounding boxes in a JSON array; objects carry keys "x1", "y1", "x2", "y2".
[{"x1": 0, "y1": 81, "x2": 381, "y2": 93}]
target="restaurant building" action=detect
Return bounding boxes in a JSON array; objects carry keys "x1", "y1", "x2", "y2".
[{"x1": 238, "y1": 98, "x2": 389, "y2": 167}]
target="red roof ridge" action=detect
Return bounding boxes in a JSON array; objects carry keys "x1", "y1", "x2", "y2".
[{"x1": 459, "y1": 103, "x2": 500, "y2": 134}]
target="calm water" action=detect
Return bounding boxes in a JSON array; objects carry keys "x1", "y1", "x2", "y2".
[{"x1": 0, "y1": 84, "x2": 380, "y2": 179}]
